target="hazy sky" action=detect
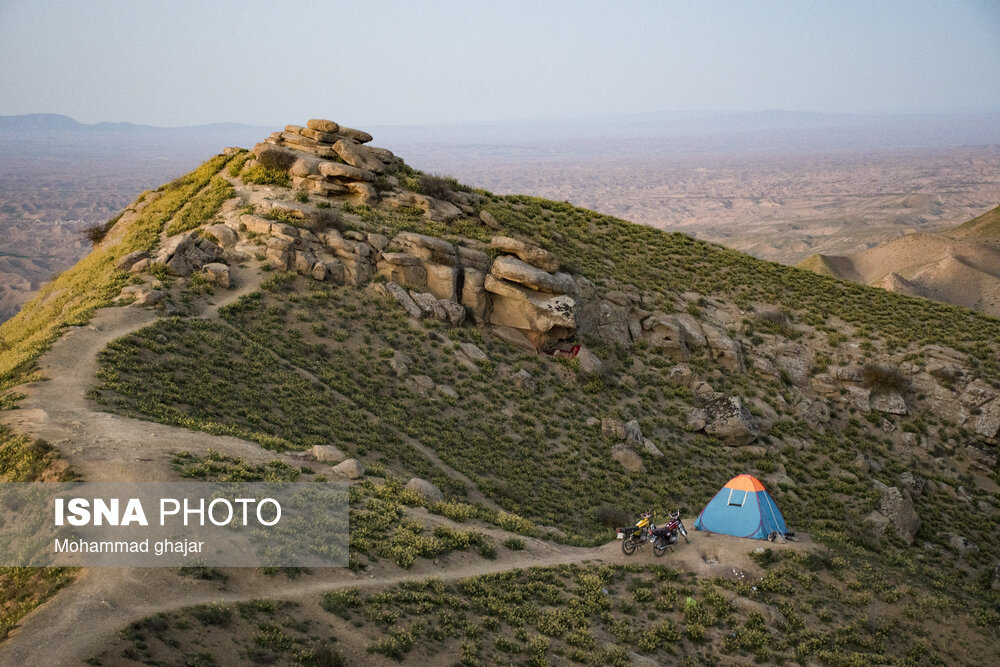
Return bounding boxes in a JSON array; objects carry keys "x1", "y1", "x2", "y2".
[{"x1": 2, "y1": 1, "x2": 999, "y2": 127}]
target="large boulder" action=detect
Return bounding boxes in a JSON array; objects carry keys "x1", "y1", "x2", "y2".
[
  {"x1": 333, "y1": 139, "x2": 384, "y2": 172},
  {"x1": 405, "y1": 478, "x2": 443, "y2": 502},
  {"x1": 425, "y1": 263, "x2": 459, "y2": 301},
  {"x1": 704, "y1": 397, "x2": 760, "y2": 446},
  {"x1": 845, "y1": 386, "x2": 871, "y2": 412},
  {"x1": 332, "y1": 459, "x2": 365, "y2": 480},
  {"x1": 703, "y1": 324, "x2": 744, "y2": 372},
  {"x1": 674, "y1": 314, "x2": 707, "y2": 347},
  {"x1": 491, "y1": 325, "x2": 537, "y2": 352},
  {"x1": 289, "y1": 154, "x2": 323, "y2": 178},
  {"x1": 457, "y1": 245, "x2": 491, "y2": 272},
  {"x1": 202, "y1": 263, "x2": 231, "y2": 288},
  {"x1": 265, "y1": 237, "x2": 293, "y2": 270},
  {"x1": 512, "y1": 369, "x2": 537, "y2": 393},
  {"x1": 684, "y1": 408, "x2": 708, "y2": 431},
  {"x1": 624, "y1": 420, "x2": 643, "y2": 447},
  {"x1": 642, "y1": 312, "x2": 688, "y2": 356},
  {"x1": 385, "y1": 282, "x2": 423, "y2": 319},
  {"x1": 240, "y1": 214, "x2": 273, "y2": 235},
  {"x1": 337, "y1": 126, "x2": 374, "y2": 144},
  {"x1": 602, "y1": 418, "x2": 626, "y2": 439},
  {"x1": 611, "y1": 444, "x2": 645, "y2": 473},
  {"x1": 318, "y1": 161, "x2": 375, "y2": 182},
  {"x1": 410, "y1": 291, "x2": 447, "y2": 321},
  {"x1": 484, "y1": 275, "x2": 577, "y2": 334},
  {"x1": 252, "y1": 142, "x2": 299, "y2": 170},
  {"x1": 871, "y1": 391, "x2": 907, "y2": 415},
  {"x1": 315, "y1": 259, "x2": 346, "y2": 283},
  {"x1": 311, "y1": 445, "x2": 346, "y2": 463},
  {"x1": 306, "y1": 118, "x2": 340, "y2": 134},
  {"x1": 459, "y1": 343, "x2": 488, "y2": 363},
  {"x1": 490, "y1": 255, "x2": 575, "y2": 294},
  {"x1": 578, "y1": 300, "x2": 632, "y2": 348},
  {"x1": 203, "y1": 224, "x2": 238, "y2": 249},
  {"x1": 576, "y1": 347, "x2": 604, "y2": 374},
  {"x1": 973, "y1": 398, "x2": 1000, "y2": 438},
  {"x1": 868, "y1": 486, "x2": 921, "y2": 544},
  {"x1": 489, "y1": 236, "x2": 560, "y2": 273},
  {"x1": 439, "y1": 300, "x2": 466, "y2": 326}
]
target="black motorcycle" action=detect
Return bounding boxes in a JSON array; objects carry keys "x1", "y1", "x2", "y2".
[{"x1": 650, "y1": 510, "x2": 688, "y2": 557}]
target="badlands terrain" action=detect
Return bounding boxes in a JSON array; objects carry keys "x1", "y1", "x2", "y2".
[{"x1": 0, "y1": 118, "x2": 998, "y2": 665}]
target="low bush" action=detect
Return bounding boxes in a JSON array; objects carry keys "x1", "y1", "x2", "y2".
[{"x1": 242, "y1": 164, "x2": 290, "y2": 187}]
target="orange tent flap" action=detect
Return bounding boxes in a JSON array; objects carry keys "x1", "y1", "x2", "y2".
[{"x1": 723, "y1": 474, "x2": 766, "y2": 492}]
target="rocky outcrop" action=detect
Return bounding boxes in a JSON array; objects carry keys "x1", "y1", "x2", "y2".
[
  {"x1": 703, "y1": 397, "x2": 760, "y2": 446},
  {"x1": 484, "y1": 275, "x2": 576, "y2": 339},
  {"x1": 255, "y1": 118, "x2": 398, "y2": 200},
  {"x1": 866, "y1": 486, "x2": 921, "y2": 544},
  {"x1": 153, "y1": 231, "x2": 223, "y2": 277}
]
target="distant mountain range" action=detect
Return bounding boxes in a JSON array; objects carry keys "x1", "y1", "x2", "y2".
[
  {"x1": 5, "y1": 110, "x2": 1000, "y2": 155},
  {"x1": 0, "y1": 112, "x2": 271, "y2": 134}
]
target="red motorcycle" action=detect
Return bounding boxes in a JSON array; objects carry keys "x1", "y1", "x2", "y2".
[{"x1": 650, "y1": 510, "x2": 688, "y2": 557}]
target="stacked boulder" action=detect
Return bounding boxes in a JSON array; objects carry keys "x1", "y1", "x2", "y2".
[
  {"x1": 255, "y1": 119, "x2": 398, "y2": 205},
  {"x1": 485, "y1": 237, "x2": 578, "y2": 346}
]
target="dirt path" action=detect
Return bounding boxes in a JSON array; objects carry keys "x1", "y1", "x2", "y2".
[
  {"x1": 1, "y1": 264, "x2": 279, "y2": 482},
  {"x1": 0, "y1": 521, "x2": 810, "y2": 666}
]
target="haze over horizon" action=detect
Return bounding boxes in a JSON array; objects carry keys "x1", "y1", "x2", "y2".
[{"x1": 2, "y1": 1, "x2": 999, "y2": 128}]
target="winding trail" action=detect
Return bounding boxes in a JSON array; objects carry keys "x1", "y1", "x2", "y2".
[{"x1": 2, "y1": 264, "x2": 277, "y2": 482}]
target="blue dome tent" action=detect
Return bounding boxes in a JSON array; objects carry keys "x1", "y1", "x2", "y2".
[{"x1": 694, "y1": 474, "x2": 788, "y2": 539}]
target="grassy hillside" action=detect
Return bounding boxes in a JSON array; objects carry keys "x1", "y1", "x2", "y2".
[
  {"x1": 948, "y1": 203, "x2": 1000, "y2": 242},
  {"x1": 3, "y1": 146, "x2": 999, "y2": 664}
]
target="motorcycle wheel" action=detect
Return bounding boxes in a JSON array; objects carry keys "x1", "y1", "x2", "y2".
[
  {"x1": 621, "y1": 538, "x2": 637, "y2": 555},
  {"x1": 653, "y1": 541, "x2": 666, "y2": 557}
]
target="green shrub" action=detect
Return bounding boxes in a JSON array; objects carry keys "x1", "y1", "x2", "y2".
[
  {"x1": 503, "y1": 537, "x2": 525, "y2": 551},
  {"x1": 242, "y1": 164, "x2": 290, "y2": 187}
]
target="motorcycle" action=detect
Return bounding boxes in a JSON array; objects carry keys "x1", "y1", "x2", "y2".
[
  {"x1": 617, "y1": 510, "x2": 688, "y2": 556},
  {"x1": 650, "y1": 510, "x2": 688, "y2": 557},
  {"x1": 617, "y1": 510, "x2": 654, "y2": 555}
]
